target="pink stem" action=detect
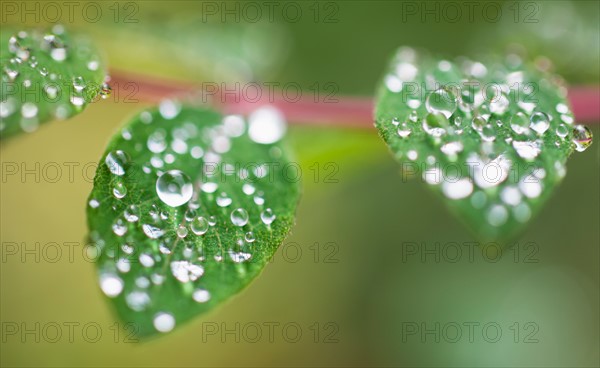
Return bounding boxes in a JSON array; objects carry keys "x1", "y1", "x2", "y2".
[{"x1": 109, "y1": 69, "x2": 599, "y2": 127}]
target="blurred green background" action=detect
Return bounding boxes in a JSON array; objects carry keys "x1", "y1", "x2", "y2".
[{"x1": 1, "y1": 0, "x2": 598, "y2": 366}]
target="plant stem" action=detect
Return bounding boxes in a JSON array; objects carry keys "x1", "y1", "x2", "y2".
[{"x1": 109, "y1": 69, "x2": 600, "y2": 126}]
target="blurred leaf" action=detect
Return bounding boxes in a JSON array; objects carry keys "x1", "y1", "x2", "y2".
[
  {"x1": 0, "y1": 25, "x2": 109, "y2": 139},
  {"x1": 471, "y1": 1, "x2": 600, "y2": 83},
  {"x1": 86, "y1": 103, "x2": 300, "y2": 338},
  {"x1": 374, "y1": 47, "x2": 593, "y2": 243}
]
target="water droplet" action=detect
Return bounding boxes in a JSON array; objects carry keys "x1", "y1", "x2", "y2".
[
  {"x1": 124, "y1": 204, "x2": 139, "y2": 222},
  {"x1": 73, "y1": 76, "x2": 85, "y2": 92},
  {"x1": 112, "y1": 218, "x2": 127, "y2": 236},
  {"x1": 397, "y1": 122, "x2": 411, "y2": 138},
  {"x1": 147, "y1": 130, "x2": 167, "y2": 153},
  {"x1": 242, "y1": 183, "x2": 256, "y2": 195},
  {"x1": 193, "y1": 289, "x2": 211, "y2": 303},
  {"x1": 170, "y1": 260, "x2": 204, "y2": 283},
  {"x1": 99, "y1": 273, "x2": 123, "y2": 297},
  {"x1": 489, "y1": 93, "x2": 509, "y2": 115},
  {"x1": 177, "y1": 224, "x2": 188, "y2": 238},
  {"x1": 260, "y1": 208, "x2": 276, "y2": 225},
  {"x1": 216, "y1": 192, "x2": 233, "y2": 207},
  {"x1": 440, "y1": 141, "x2": 463, "y2": 156},
  {"x1": 116, "y1": 258, "x2": 131, "y2": 273},
  {"x1": 190, "y1": 146, "x2": 204, "y2": 159},
  {"x1": 87, "y1": 60, "x2": 99, "y2": 71},
  {"x1": 442, "y1": 178, "x2": 473, "y2": 200},
  {"x1": 479, "y1": 124, "x2": 496, "y2": 142},
  {"x1": 100, "y1": 83, "x2": 112, "y2": 99},
  {"x1": 425, "y1": 88, "x2": 458, "y2": 118},
  {"x1": 88, "y1": 199, "x2": 100, "y2": 208},
  {"x1": 248, "y1": 106, "x2": 286, "y2": 144},
  {"x1": 556, "y1": 124, "x2": 569, "y2": 139},
  {"x1": 113, "y1": 181, "x2": 127, "y2": 199},
  {"x1": 70, "y1": 95, "x2": 85, "y2": 108},
  {"x1": 423, "y1": 112, "x2": 448, "y2": 137},
  {"x1": 105, "y1": 150, "x2": 129, "y2": 176},
  {"x1": 385, "y1": 74, "x2": 403, "y2": 92},
  {"x1": 510, "y1": 112, "x2": 529, "y2": 134},
  {"x1": 471, "y1": 116, "x2": 486, "y2": 132},
  {"x1": 231, "y1": 208, "x2": 249, "y2": 227},
  {"x1": 201, "y1": 182, "x2": 218, "y2": 193},
  {"x1": 513, "y1": 203, "x2": 532, "y2": 223},
  {"x1": 530, "y1": 112, "x2": 550, "y2": 135},
  {"x1": 139, "y1": 253, "x2": 155, "y2": 267},
  {"x1": 519, "y1": 174, "x2": 542, "y2": 198},
  {"x1": 43, "y1": 34, "x2": 67, "y2": 61},
  {"x1": 156, "y1": 170, "x2": 193, "y2": 207},
  {"x1": 21, "y1": 102, "x2": 38, "y2": 118},
  {"x1": 142, "y1": 224, "x2": 165, "y2": 239},
  {"x1": 245, "y1": 231, "x2": 256, "y2": 243},
  {"x1": 191, "y1": 216, "x2": 209, "y2": 235},
  {"x1": 153, "y1": 312, "x2": 175, "y2": 333},
  {"x1": 159, "y1": 100, "x2": 181, "y2": 119},
  {"x1": 208, "y1": 216, "x2": 217, "y2": 226},
  {"x1": 572, "y1": 125, "x2": 593, "y2": 152},
  {"x1": 487, "y1": 205, "x2": 508, "y2": 227},
  {"x1": 184, "y1": 209, "x2": 197, "y2": 221},
  {"x1": 126, "y1": 291, "x2": 150, "y2": 311},
  {"x1": 512, "y1": 141, "x2": 541, "y2": 160},
  {"x1": 500, "y1": 186, "x2": 522, "y2": 206}
]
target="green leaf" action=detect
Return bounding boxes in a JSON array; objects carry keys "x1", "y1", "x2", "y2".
[
  {"x1": 1, "y1": 25, "x2": 108, "y2": 139},
  {"x1": 375, "y1": 47, "x2": 593, "y2": 243},
  {"x1": 86, "y1": 102, "x2": 300, "y2": 338}
]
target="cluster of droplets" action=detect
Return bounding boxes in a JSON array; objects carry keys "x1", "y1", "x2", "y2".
[
  {"x1": 92, "y1": 104, "x2": 287, "y2": 333},
  {"x1": 1, "y1": 26, "x2": 110, "y2": 135},
  {"x1": 381, "y1": 47, "x2": 593, "y2": 230}
]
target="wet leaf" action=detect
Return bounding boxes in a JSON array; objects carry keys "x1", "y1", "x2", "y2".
[
  {"x1": 0, "y1": 25, "x2": 108, "y2": 139},
  {"x1": 374, "y1": 47, "x2": 592, "y2": 242},
  {"x1": 86, "y1": 103, "x2": 300, "y2": 338}
]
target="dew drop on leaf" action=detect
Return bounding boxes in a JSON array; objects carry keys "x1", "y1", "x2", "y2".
[{"x1": 156, "y1": 170, "x2": 193, "y2": 207}]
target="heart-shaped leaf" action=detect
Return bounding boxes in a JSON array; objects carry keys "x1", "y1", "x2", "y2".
[
  {"x1": 375, "y1": 47, "x2": 593, "y2": 242},
  {"x1": 86, "y1": 102, "x2": 300, "y2": 338},
  {"x1": 1, "y1": 25, "x2": 109, "y2": 139}
]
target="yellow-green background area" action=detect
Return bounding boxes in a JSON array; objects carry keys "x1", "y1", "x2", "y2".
[{"x1": 1, "y1": 1, "x2": 598, "y2": 366}]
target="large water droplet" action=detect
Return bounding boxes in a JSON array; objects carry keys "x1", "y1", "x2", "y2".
[
  {"x1": 190, "y1": 216, "x2": 209, "y2": 235},
  {"x1": 513, "y1": 141, "x2": 541, "y2": 160},
  {"x1": 100, "y1": 273, "x2": 124, "y2": 297},
  {"x1": 112, "y1": 218, "x2": 127, "y2": 236},
  {"x1": 156, "y1": 170, "x2": 193, "y2": 207},
  {"x1": 231, "y1": 208, "x2": 249, "y2": 227},
  {"x1": 529, "y1": 112, "x2": 550, "y2": 135},
  {"x1": 177, "y1": 224, "x2": 188, "y2": 238},
  {"x1": 442, "y1": 178, "x2": 473, "y2": 200},
  {"x1": 126, "y1": 291, "x2": 150, "y2": 311},
  {"x1": 397, "y1": 122, "x2": 411, "y2": 138},
  {"x1": 147, "y1": 130, "x2": 167, "y2": 153},
  {"x1": 260, "y1": 208, "x2": 276, "y2": 225},
  {"x1": 510, "y1": 112, "x2": 529, "y2": 135},
  {"x1": 489, "y1": 93, "x2": 509, "y2": 115},
  {"x1": 105, "y1": 150, "x2": 130, "y2": 176},
  {"x1": 170, "y1": 260, "x2": 204, "y2": 283},
  {"x1": 112, "y1": 181, "x2": 127, "y2": 199},
  {"x1": 153, "y1": 312, "x2": 175, "y2": 333},
  {"x1": 572, "y1": 125, "x2": 593, "y2": 152},
  {"x1": 216, "y1": 192, "x2": 232, "y2": 207},
  {"x1": 556, "y1": 124, "x2": 569, "y2": 139},
  {"x1": 425, "y1": 88, "x2": 457, "y2": 118},
  {"x1": 193, "y1": 289, "x2": 211, "y2": 303},
  {"x1": 423, "y1": 112, "x2": 448, "y2": 137}
]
